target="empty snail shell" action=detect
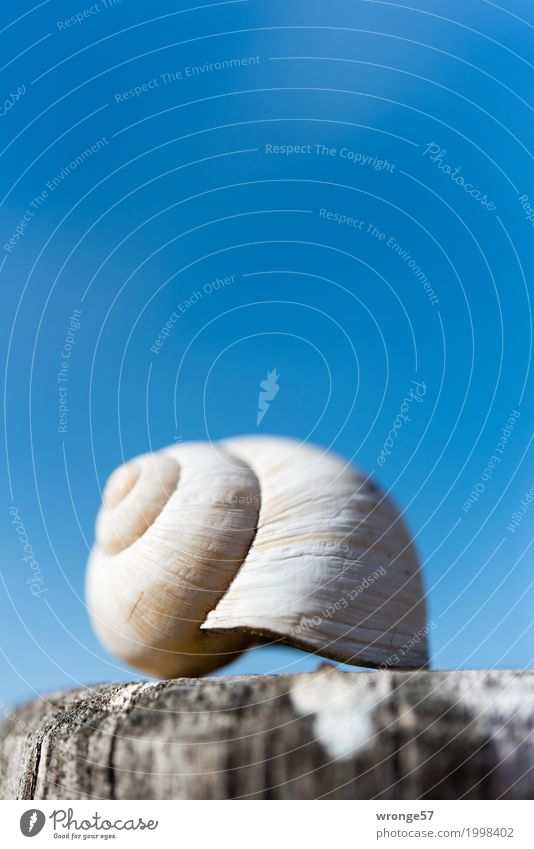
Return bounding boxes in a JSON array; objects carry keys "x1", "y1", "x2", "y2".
[{"x1": 86, "y1": 436, "x2": 428, "y2": 677}]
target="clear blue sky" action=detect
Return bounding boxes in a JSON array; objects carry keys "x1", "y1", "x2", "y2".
[{"x1": 1, "y1": 0, "x2": 533, "y2": 708}]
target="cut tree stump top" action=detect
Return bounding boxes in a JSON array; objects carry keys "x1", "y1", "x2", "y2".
[{"x1": 1, "y1": 670, "x2": 533, "y2": 800}]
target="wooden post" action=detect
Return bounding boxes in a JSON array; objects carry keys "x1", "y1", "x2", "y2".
[{"x1": 1, "y1": 670, "x2": 532, "y2": 800}]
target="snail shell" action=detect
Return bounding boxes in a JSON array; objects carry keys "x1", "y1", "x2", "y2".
[{"x1": 86, "y1": 437, "x2": 428, "y2": 677}]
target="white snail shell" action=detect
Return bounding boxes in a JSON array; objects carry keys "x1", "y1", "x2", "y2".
[{"x1": 86, "y1": 436, "x2": 428, "y2": 677}]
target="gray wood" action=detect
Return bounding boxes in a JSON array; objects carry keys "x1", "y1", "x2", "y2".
[{"x1": 1, "y1": 670, "x2": 532, "y2": 800}]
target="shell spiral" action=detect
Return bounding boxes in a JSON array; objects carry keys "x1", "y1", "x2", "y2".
[{"x1": 86, "y1": 436, "x2": 428, "y2": 677}]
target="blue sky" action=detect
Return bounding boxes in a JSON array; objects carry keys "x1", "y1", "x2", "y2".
[{"x1": 1, "y1": 0, "x2": 533, "y2": 708}]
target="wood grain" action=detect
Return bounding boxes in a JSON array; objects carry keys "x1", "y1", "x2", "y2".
[{"x1": 1, "y1": 670, "x2": 532, "y2": 800}]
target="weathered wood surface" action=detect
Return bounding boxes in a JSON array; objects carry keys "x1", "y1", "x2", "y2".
[{"x1": 0, "y1": 670, "x2": 532, "y2": 800}]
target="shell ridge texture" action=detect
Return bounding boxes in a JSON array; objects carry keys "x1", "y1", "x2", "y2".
[{"x1": 86, "y1": 436, "x2": 428, "y2": 677}]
